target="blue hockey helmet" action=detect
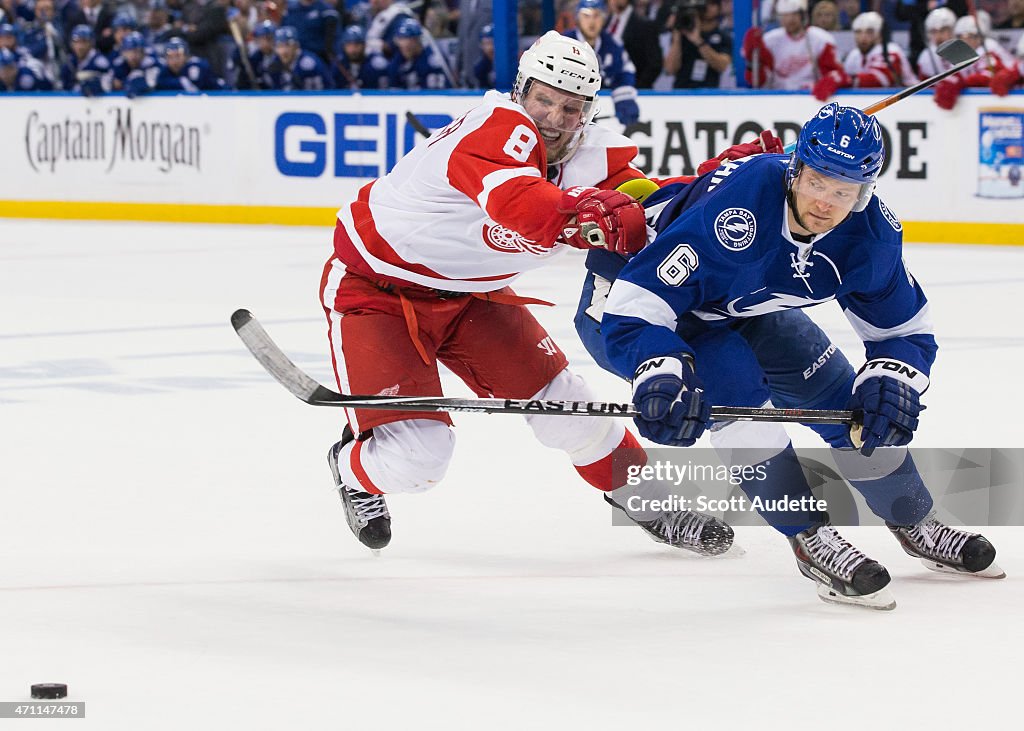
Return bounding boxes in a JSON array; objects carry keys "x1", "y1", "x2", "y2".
[
  {"x1": 120, "y1": 31, "x2": 146, "y2": 52},
  {"x1": 253, "y1": 20, "x2": 277, "y2": 39},
  {"x1": 394, "y1": 18, "x2": 423, "y2": 39},
  {"x1": 787, "y1": 102, "x2": 884, "y2": 213},
  {"x1": 340, "y1": 24, "x2": 366, "y2": 44},
  {"x1": 576, "y1": 0, "x2": 607, "y2": 14},
  {"x1": 0, "y1": 23, "x2": 16, "y2": 37},
  {"x1": 0, "y1": 47, "x2": 16, "y2": 67},
  {"x1": 165, "y1": 37, "x2": 188, "y2": 55},
  {"x1": 112, "y1": 12, "x2": 137, "y2": 30},
  {"x1": 274, "y1": 26, "x2": 299, "y2": 45},
  {"x1": 70, "y1": 24, "x2": 94, "y2": 43},
  {"x1": 480, "y1": 23, "x2": 494, "y2": 40}
]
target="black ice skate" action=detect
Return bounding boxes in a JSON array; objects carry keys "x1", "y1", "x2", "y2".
[
  {"x1": 789, "y1": 521, "x2": 895, "y2": 610},
  {"x1": 887, "y1": 514, "x2": 1005, "y2": 579},
  {"x1": 605, "y1": 495, "x2": 735, "y2": 556},
  {"x1": 327, "y1": 427, "x2": 391, "y2": 552}
]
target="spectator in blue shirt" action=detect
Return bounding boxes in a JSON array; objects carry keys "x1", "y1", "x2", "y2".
[{"x1": 282, "y1": 0, "x2": 339, "y2": 64}]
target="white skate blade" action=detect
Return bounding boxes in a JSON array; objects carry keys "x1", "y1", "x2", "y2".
[
  {"x1": 816, "y1": 584, "x2": 897, "y2": 611},
  {"x1": 920, "y1": 558, "x2": 1006, "y2": 579}
]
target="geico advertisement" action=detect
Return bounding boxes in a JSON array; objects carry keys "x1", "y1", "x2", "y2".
[{"x1": 0, "y1": 92, "x2": 1011, "y2": 223}]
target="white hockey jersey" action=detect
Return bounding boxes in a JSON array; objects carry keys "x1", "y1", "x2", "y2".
[
  {"x1": 332, "y1": 91, "x2": 640, "y2": 292},
  {"x1": 760, "y1": 26, "x2": 843, "y2": 90},
  {"x1": 843, "y1": 42, "x2": 918, "y2": 87}
]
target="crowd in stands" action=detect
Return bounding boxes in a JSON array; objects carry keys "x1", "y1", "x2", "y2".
[{"x1": 0, "y1": 0, "x2": 1021, "y2": 109}]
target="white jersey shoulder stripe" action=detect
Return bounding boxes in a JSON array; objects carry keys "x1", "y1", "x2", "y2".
[{"x1": 843, "y1": 302, "x2": 934, "y2": 343}]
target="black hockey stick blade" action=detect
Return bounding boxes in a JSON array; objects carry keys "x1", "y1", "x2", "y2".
[
  {"x1": 936, "y1": 38, "x2": 978, "y2": 66},
  {"x1": 405, "y1": 111, "x2": 433, "y2": 138},
  {"x1": 231, "y1": 310, "x2": 854, "y2": 424},
  {"x1": 231, "y1": 309, "x2": 341, "y2": 405}
]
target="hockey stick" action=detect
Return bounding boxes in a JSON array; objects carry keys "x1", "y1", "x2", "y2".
[
  {"x1": 231, "y1": 309, "x2": 855, "y2": 425},
  {"x1": 405, "y1": 110, "x2": 433, "y2": 137},
  {"x1": 228, "y1": 17, "x2": 260, "y2": 90}
]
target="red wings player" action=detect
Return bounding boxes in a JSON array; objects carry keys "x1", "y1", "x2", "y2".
[{"x1": 320, "y1": 31, "x2": 737, "y2": 554}]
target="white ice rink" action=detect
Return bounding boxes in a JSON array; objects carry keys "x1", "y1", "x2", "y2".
[{"x1": 2, "y1": 219, "x2": 1022, "y2": 730}]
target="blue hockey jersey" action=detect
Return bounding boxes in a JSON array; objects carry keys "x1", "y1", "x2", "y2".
[
  {"x1": 386, "y1": 47, "x2": 450, "y2": 90},
  {"x1": 261, "y1": 49, "x2": 334, "y2": 90},
  {"x1": 601, "y1": 154, "x2": 937, "y2": 381},
  {"x1": 154, "y1": 56, "x2": 225, "y2": 92},
  {"x1": 60, "y1": 48, "x2": 112, "y2": 95}
]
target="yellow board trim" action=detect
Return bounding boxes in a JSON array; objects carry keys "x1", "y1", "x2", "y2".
[
  {"x1": 0, "y1": 200, "x2": 337, "y2": 227},
  {"x1": 0, "y1": 200, "x2": 1022, "y2": 245}
]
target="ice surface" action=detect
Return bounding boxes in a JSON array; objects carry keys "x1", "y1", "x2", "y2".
[{"x1": 1, "y1": 220, "x2": 1021, "y2": 729}]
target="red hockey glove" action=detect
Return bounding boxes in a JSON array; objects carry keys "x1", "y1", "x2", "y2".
[
  {"x1": 812, "y1": 72, "x2": 843, "y2": 102},
  {"x1": 697, "y1": 130, "x2": 785, "y2": 176},
  {"x1": 934, "y1": 77, "x2": 964, "y2": 110},
  {"x1": 741, "y1": 27, "x2": 766, "y2": 61},
  {"x1": 557, "y1": 187, "x2": 647, "y2": 255},
  {"x1": 991, "y1": 68, "x2": 1022, "y2": 97}
]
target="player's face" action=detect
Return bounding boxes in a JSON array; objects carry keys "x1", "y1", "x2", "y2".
[
  {"x1": 0, "y1": 34, "x2": 15, "y2": 50},
  {"x1": 928, "y1": 26, "x2": 953, "y2": 47},
  {"x1": 275, "y1": 41, "x2": 297, "y2": 65},
  {"x1": 257, "y1": 35, "x2": 273, "y2": 53},
  {"x1": 124, "y1": 48, "x2": 143, "y2": 67},
  {"x1": 576, "y1": 9, "x2": 605, "y2": 41},
  {"x1": 0, "y1": 64, "x2": 15, "y2": 86},
  {"x1": 810, "y1": 2, "x2": 837, "y2": 30},
  {"x1": 344, "y1": 41, "x2": 364, "y2": 60},
  {"x1": 789, "y1": 167, "x2": 861, "y2": 234},
  {"x1": 395, "y1": 36, "x2": 421, "y2": 60},
  {"x1": 854, "y1": 28, "x2": 879, "y2": 53},
  {"x1": 957, "y1": 31, "x2": 982, "y2": 51},
  {"x1": 521, "y1": 81, "x2": 588, "y2": 160},
  {"x1": 71, "y1": 38, "x2": 91, "y2": 60},
  {"x1": 780, "y1": 12, "x2": 804, "y2": 35},
  {"x1": 166, "y1": 49, "x2": 186, "y2": 73}
]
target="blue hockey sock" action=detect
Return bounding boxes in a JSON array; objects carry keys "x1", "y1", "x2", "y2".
[{"x1": 831, "y1": 447, "x2": 934, "y2": 526}]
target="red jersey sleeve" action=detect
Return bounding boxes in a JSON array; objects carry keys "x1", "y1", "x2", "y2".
[{"x1": 446, "y1": 107, "x2": 568, "y2": 248}]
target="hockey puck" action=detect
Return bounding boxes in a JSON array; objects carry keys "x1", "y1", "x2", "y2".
[{"x1": 30, "y1": 683, "x2": 67, "y2": 699}]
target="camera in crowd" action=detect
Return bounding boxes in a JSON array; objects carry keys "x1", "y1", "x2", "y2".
[{"x1": 672, "y1": 0, "x2": 708, "y2": 33}]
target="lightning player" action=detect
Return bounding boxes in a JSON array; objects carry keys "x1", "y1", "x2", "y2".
[
  {"x1": 60, "y1": 25, "x2": 112, "y2": 96},
  {"x1": 319, "y1": 31, "x2": 733, "y2": 556},
  {"x1": 598, "y1": 104, "x2": 1004, "y2": 608}
]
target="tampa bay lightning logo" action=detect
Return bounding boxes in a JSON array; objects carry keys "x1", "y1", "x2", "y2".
[
  {"x1": 877, "y1": 199, "x2": 902, "y2": 232},
  {"x1": 713, "y1": 208, "x2": 757, "y2": 251}
]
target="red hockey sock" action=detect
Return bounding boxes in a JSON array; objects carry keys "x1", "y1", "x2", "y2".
[{"x1": 575, "y1": 430, "x2": 647, "y2": 491}]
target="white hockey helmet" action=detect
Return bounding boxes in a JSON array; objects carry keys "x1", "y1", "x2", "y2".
[
  {"x1": 1017, "y1": 32, "x2": 1024, "y2": 58},
  {"x1": 775, "y1": 0, "x2": 807, "y2": 16},
  {"x1": 924, "y1": 6, "x2": 956, "y2": 32},
  {"x1": 513, "y1": 31, "x2": 602, "y2": 105},
  {"x1": 852, "y1": 11, "x2": 883, "y2": 33},
  {"x1": 954, "y1": 12, "x2": 991, "y2": 37}
]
